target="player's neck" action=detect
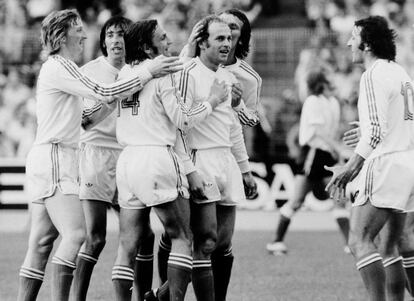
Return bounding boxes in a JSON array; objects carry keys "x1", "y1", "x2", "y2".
[
  {"x1": 224, "y1": 50, "x2": 237, "y2": 65},
  {"x1": 199, "y1": 55, "x2": 219, "y2": 72},
  {"x1": 363, "y1": 54, "x2": 378, "y2": 70},
  {"x1": 106, "y1": 56, "x2": 125, "y2": 70}
]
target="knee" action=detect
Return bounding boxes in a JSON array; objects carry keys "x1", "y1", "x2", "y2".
[
  {"x1": 399, "y1": 229, "x2": 414, "y2": 252},
  {"x1": 195, "y1": 231, "x2": 217, "y2": 256},
  {"x1": 85, "y1": 232, "x2": 106, "y2": 254},
  {"x1": 31, "y1": 231, "x2": 59, "y2": 255},
  {"x1": 216, "y1": 232, "x2": 233, "y2": 252},
  {"x1": 279, "y1": 203, "x2": 296, "y2": 219},
  {"x1": 63, "y1": 227, "x2": 86, "y2": 248},
  {"x1": 119, "y1": 233, "x2": 139, "y2": 255},
  {"x1": 348, "y1": 232, "x2": 373, "y2": 258},
  {"x1": 166, "y1": 225, "x2": 192, "y2": 243}
]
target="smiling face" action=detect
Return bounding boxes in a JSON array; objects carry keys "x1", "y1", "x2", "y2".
[
  {"x1": 149, "y1": 24, "x2": 171, "y2": 57},
  {"x1": 347, "y1": 26, "x2": 364, "y2": 64},
  {"x1": 63, "y1": 18, "x2": 87, "y2": 62},
  {"x1": 104, "y1": 24, "x2": 125, "y2": 61},
  {"x1": 201, "y1": 21, "x2": 231, "y2": 67}
]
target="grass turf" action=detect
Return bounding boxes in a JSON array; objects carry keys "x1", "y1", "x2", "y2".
[{"x1": 1, "y1": 230, "x2": 369, "y2": 301}]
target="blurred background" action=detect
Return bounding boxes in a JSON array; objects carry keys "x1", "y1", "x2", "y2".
[{"x1": 0, "y1": 0, "x2": 413, "y2": 207}]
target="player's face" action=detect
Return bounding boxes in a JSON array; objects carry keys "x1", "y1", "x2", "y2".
[
  {"x1": 204, "y1": 22, "x2": 231, "y2": 65},
  {"x1": 105, "y1": 25, "x2": 125, "y2": 60},
  {"x1": 347, "y1": 26, "x2": 364, "y2": 64},
  {"x1": 64, "y1": 18, "x2": 87, "y2": 62},
  {"x1": 150, "y1": 25, "x2": 172, "y2": 57},
  {"x1": 219, "y1": 13, "x2": 243, "y2": 51}
]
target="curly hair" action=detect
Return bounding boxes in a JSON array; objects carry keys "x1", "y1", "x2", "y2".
[
  {"x1": 41, "y1": 9, "x2": 81, "y2": 55},
  {"x1": 355, "y1": 16, "x2": 397, "y2": 61},
  {"x1": 220, "y1": 8, "x2": 251, "y2": 59},
  {"x1": 124, "y1": 19, "x2": 158, "y2": 64},
  {"x1": 307, "y1": 70, "x2": 329, "y2": 96},
  {"x1": 99, "y1": 15, "x2": 132, "y2": 57}
]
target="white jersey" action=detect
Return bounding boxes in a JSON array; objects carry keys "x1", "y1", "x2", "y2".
[
  {"x1": 33, "y1": 54, "x2": 152, "y2": 148},
  {"x1": 116, "y1": 60, "x2": 213, "y2": 173},
  {"x1": 224, "y1": 58, "x2": 262, "y2": 127},
  {"x1": 299, "y1": 94, "x2": 340, "y2": 152},
  {"x1": 80, "y1": 56, "x2": 121, "y2": 149},
  {"x1": 355, "y1": 59, "x2": 414, "y2": 160},
  {"x1": 178, "y1": 57, "x2": 249, "y2": 172}
]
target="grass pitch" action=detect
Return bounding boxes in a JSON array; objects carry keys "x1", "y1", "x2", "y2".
[{"x1": 0, "y1": 229, "x2": 370, "y2": 301}]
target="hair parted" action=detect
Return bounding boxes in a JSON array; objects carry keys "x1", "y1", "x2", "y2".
[
  {"x1": 124, "y1": 19, "x2": 158, "y2": 64},
  {"x1": 307, "y1": 70, "x2": 329, "y2": 96},
  {"x1": 99, "y1": 15, "x2": 132, "y2": 56},
  {"x1": 220, "y1": 8, "x2": 251, "y2": 59},
  {"x1": 41, "y1": 9, "x2": 81, "y2": 55},
  {"x1": 354, "y1": 16, "x2": 397, "y2": 61},
  {"x1": 195, "y1": 15, "x2": 229, "y2": 56}
]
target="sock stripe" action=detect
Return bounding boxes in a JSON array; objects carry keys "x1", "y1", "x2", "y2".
[
  {"x1": 19, "y1": 267, "x2": 45, "y2": 281},
  {"x1": 135, "y1": 254, "x2": 154, "y2": 261},
  {"x1": 51, "y1": 256, "x2": 76, "y2": 269},
  {"x1": 168, "y1": 257, "x2": 193, "y2": 265},
  {"x1": 193, "y1": 260, "x2": 212, "y2": 268},
  {"x1": 383, "y1": 256, "x2": 402, "y2": 267},
  {"x1": 402, "y1": 256, "x2": 414, "y2": 263},
  {"x1": 169, "y1": 254, "x2": 193, "y2": 270},
  {"x1": 78, "y1": 252, "x2": 98, "y2": 263},
  {"x1": 403, "y1": 256, "x2": 414, "y2": 268},
  {"x1": 112, "y1": 266, "x2": 134, "y2": 281},
  {"x1": 223, "y1": 247, "x2": 233, "y2": 257},
  {"x1": 169, "y1": 253, "x2": 192, "y2": 261},
  {"x1": 159, "y1": 239, "x2": 172, "y2": 251},
  {"x1": 168, "y1": 260, "x2": 193, "y2": 270},
  {"x1": 356, "y1": 253, "x2": 382, "y2": 270}
]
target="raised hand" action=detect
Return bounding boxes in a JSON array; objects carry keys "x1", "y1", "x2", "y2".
[
  {"x1": 185, "y1": 21, "x2": 204, "y2": 58},
  {"x1": 207, "y1": 78, "x2": 228, "y2": 108},
  {"x1": 146, "y1": 56, "x2": 183, "y2": 78},
  {"x1": 324, "y1": 165, "x2": 348, "y2": 202},
  {"x1": 324, "y1": 153, "x2": 364, "y2": 202},
  {"x1": 343, "y1": 121, "x2": 360, "y2": 148},
  {"x1": 231, "y1": 83, "x2": 243, "y2": 108}
]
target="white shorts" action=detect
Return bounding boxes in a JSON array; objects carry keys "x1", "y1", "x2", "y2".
[
  {"x1": 349, "y1": 150, "x2": 414, "y2": 212},
  {"x1": 26, "y1": 144, "x2": 79, "y2": 204},
  {"x1": 191, "y1": 147, "x2": 245, "y2": 206},
  {"x1": 117, "y1": 145, "x2": 189, "y2": 209},
  {"x1": 79, "y1": 143, "x2": 121, "y2": 204}
]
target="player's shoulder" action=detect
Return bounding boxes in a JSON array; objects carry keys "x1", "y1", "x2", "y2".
[
  {"x1": 39, "y1": 55, "x2": 71, "y2": 78},
  {"x1": 81, "y1": 56, "x2": 104, "y2": 71},
  {"x1": 182, "y1": 58, "x2": 198, "y2": 73},
  {"x1": 365, "y1": 60, "x2": 409, "y2": 83},
  {"x1": 175, "y1": 58, "x2": 199, "y2": 85},
  {"x1": 303, "y1": 94, "x2": 319, "y2": 106},
  {"x1": 238, "y1": 59, "x2": 262, "y2": 81},
  {"x1": 118, "y1": 63, "x2": 136, "y2": 79}
]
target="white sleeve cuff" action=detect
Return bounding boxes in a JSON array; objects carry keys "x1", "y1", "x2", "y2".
[
  {"x1": 201, "y1": 102, "x2": 212, "y2": 115},
  {"x1": 355, "y1": 141, "x2": 374, "y2": 159},
  {"x1": 232, "y1": 100, "x2": 246, "y2": 113},
  {"x1": 136, "y1": 67, "x2": 153, "y2": 85},
  {"x1": 238, "y1": 160, "x2": 251, "y2": 174}
]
